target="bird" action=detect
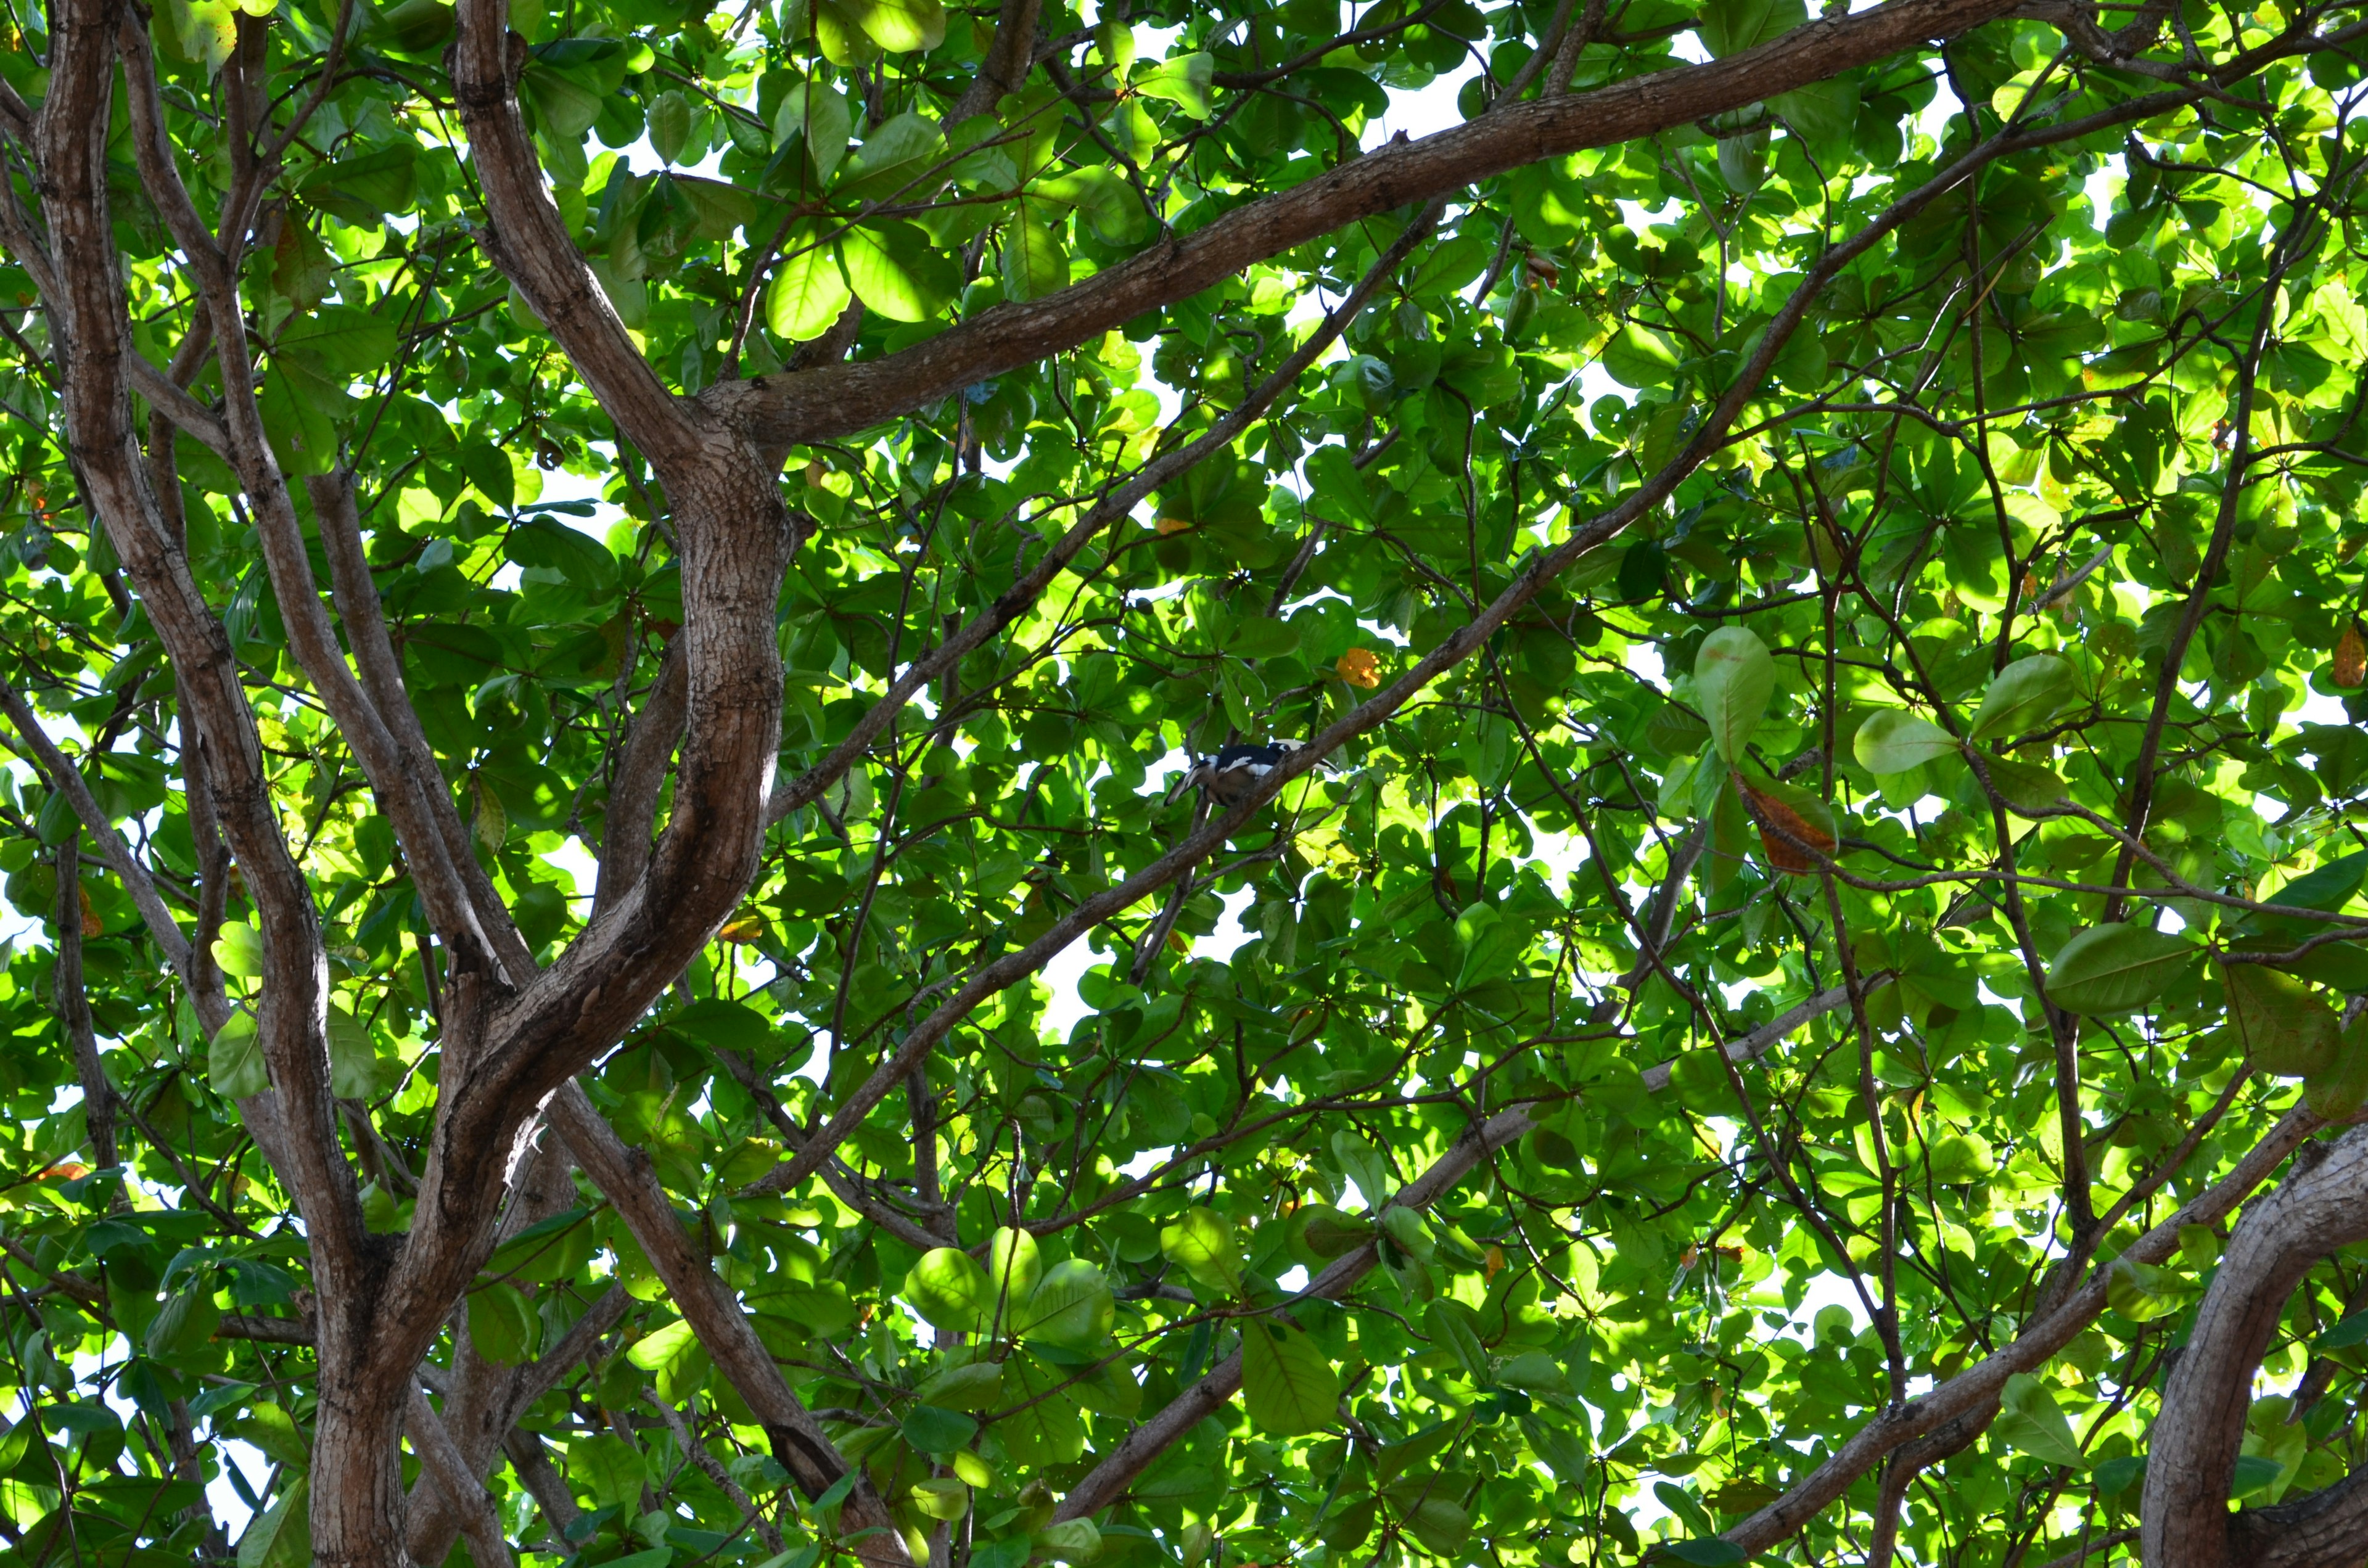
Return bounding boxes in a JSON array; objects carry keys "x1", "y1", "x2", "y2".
[{"x1": 1167, "y1": 739, "x2": 1314, "y2": 806}]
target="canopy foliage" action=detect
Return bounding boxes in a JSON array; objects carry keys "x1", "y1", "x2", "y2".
[{"x1": 3, "y1": 0, "x2": 2368, "y2": 1564}]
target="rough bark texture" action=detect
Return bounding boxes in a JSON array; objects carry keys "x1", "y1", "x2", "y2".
[{"x1": 2144, "y1": 1126, "x2": 2368, "y2": 1568}]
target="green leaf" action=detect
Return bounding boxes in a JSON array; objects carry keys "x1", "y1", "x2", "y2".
[
  {"x1": 1032, "y1": 1519, "x2": 1102, "y2": 1563},
  {"x1": 1993, "y1": 1373, "x2": 2087, "y2": 1469},
  {"x1": 1983, "y1": 754, "x2": 2069, "y2": 816},
  {"x1": 905, "y1": 1248, "x2": 993, "y2": 1333},
  {"x1": 916, "y1": 1360, "x2": 1003, "y2": 1409},
  {"x1": 1659, "y1": 1543, "x2": 1746, "y2": 1567},
  {"x1": 1696, "y1": 0, "x2": 1803, "y2": 55},
  {"x1": 1241, "y1": 1320, "x2": 1339, "y2": 1435},
  {"x1": 2306, "y1": 1017, "x2": 2368, "y2": 1119},
  {"x1": 147, "y1": 1283, "x2": 224, "y2": 1364},
  {"x1": 567, "y1": 1432, "x2": 647, "y2": 1510},
  {"x1": 902, "y1": 1404, "x2": 979, "y2": 1453},
  {"x1": 468, "y1": 1281, "x2": 541, "y2": 1365},
  {"x1": 278, "y1": 306, "x2": 398, "y2": 379},
  {"x1": 1694, "y1": 627, "x2": 1775, "y2": 763},
  {"x1": 1854, "y1": 711, "x2": 1957, "y2": 775},
  {"x1": 326, "y1": 1008, "x2": 378, "y2": 1099},
  {"x1": 210, "y1": 1011, "x2": 268, "y2": 1100},
  {"x1": 2317, "y1": 1310, "x2": 2368, "y2": 1349},
  {"x1": 840, "y1": 221, "x2": 958, "y2": 322},
  {"x1": 2045, "y1": 926, "x2": 2195, "y2": 1014},
  {"x1": 668, "y1": 998, "x2": 775, "y2": 1056},
  {"x1": 841, "y1": 0, "x2": 945, "y2": 52},
  {"x1": 2104, "y1": 1257, "x2": 2192, "y2": 1323},
  {"x1": 1402, "y1": 1496, "x2": 1469, "y2": 1556},
  {"x1": 987, "y1": 1225, "x2": 1042, "y2": 1304},
  {"x1": 1016, "y1": 1258, "x2": 1114, "y2": 1347},
  {"x1": 1423, "y1": 1299, "x2": 1489, "y2": 1381},
  {"x1": 229, "y1": 1402, "x2": 310, "y2": 1469},
  {"x1": 1968, "y1": 655, "x2": 2074, "y2": 744},
  {"x1": 213, "y1": 921, "x2": 263, "y2": 979},
  {"x1": 1003, "y1": 215, "x2": 1069, "y2": 304},
  {"x1": 236, "y1": 1477, "x2": 310, "y2": 1568},
  {"x1": 648, "y1": 90, "x2": 691, "y2": 163},
  {"x1": 1602, "y1": 322, "x2": 1682, "y2": 390},
  {"x1": 1159, "y1": 1208, "x2": 1242, "y2": 1296},
  {"x1": 1135, "y1": 53, "x2": 1214, "y2": 119},
  {"x1": 2225, "y1": 963, "x2": 2341, "y2": 1077}
]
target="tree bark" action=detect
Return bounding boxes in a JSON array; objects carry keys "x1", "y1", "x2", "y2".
[{"x1": 2143, "y1": 1126, "x2": 2368, "y2": 1568}]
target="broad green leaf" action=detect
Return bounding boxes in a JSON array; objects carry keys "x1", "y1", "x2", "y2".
[
  {"x1": 1696, "y1": 0, "x2": 1804, "y2": 55},
  {"x1": 2304, "y1": 1017, "x2": 2368, "y2": 1119},
  {"x1": 915, "y1": 1360, "x2": 1004, "y2": 1409},
  {"x1": 841, "y1": 0, "x2": 945, "y2": 52},
  {"x1": 1695, "y1": 627, "x2": 1775, "y2": 762},
  {"x1": 906, "y1": 1247, "x2": 993, "y2": 1332},
  {"x1": 210, "y1": 1011, "x2": 268, "y2": 1099},
  {"x1": 213, "y1": 921, "x2": 263, "y2": 979},
  {"x1": 648, "y1": 90, "x2": 691, "y2": 163},
  {"x1": 1968, "y1": 655, "x2": 2074, "y2": 744},
  {"x1": 1241, "y1": 1320, "x2": 1339, "y2": 1435},
  {"x1": 987, "y1": 1226, "x2": 1042, "y2": 1303},
  {"x1": 1423, "y1": 1299, "x2": 1489, "y2": 1380},
  {"x1": 841, "y1": 221, "x2": 957, "y2": 322},
  {"x1": 2104, "y1": 1257, "x2": 2192, "y2": 1323},
  {"x1": 326, "y1": 1008, "x2": 378, "y2": 1099},
  {"x1": 1984, "y1": 754, "x2": 2069, "y2": 816},
  {"x1": 1602, "y1": 322, "x2": 1681, "y2": 389},
  {"x1": 1660, "y1": 1543, "x2": 1745, "y2": 1567},
  {"x1": 1854, "y1": 711, "x2": 1956, "y2": 774},
  {"x1": 1016, "y1": 1258, "x2": 1114, "y2": 1347},
  {"x1": 1135, "y1": 53, "x2": 1214, "y2": 119},
  {"x1": 2045, "y1": 926, "x2": 2195, "y2": 1014},
  {"x1": 902, "y1": 1404, "x2": 979, "y2": 1453},
  {"x1": 1032, "y1": 1519, "x2": 1102, "y2": 1563},
  {"x1": 236, "y1": 1477, "x2": 310, "y2": 1568},
  {"x1": 1003, "y1": 215, "x2": 1069, "y2": 304},
  {"x1": 1993, "y1": 1373, "x2": 2087, "y2": 1469},
  {"x1": 468, "y1": 1280, "x2": 541, "y2": 1365},
  {"x1": 278, "y1": 306, "x2": 398, "y2": 378},
  {"x1": 148, "y1": 1283, "x2": 225, "y2": 1364},
  {"x1": 568, "y1": 1432, "x2": 646, "y2": 1510},
  {"x1": 1159, "y1": 1208, "x2": 1241, "y2": 1296},
  {"x1": 2224, "y1": 962, "x2": 2341, "y2": 1077}
]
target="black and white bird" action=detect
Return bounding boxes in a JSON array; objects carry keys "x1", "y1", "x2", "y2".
[{"x1": 1168, "y1": 740, "x2": 1312, "y2": 806}]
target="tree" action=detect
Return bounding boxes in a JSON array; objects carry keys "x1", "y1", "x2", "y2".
[{"x1": 1, "y1": 0, "x2": 2367, "y2": 1559}]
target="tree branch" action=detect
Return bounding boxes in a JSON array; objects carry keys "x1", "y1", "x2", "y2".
[
  {"x1": 2144, "y1": 1126, "x2": 2368, "y2": 1567},
  {"x1": 699, "y1": 0, "x2": 2030, "y2": 451},
  {"x1": 542, "y1": 1082, "x2": 914, "y2": 1568}
]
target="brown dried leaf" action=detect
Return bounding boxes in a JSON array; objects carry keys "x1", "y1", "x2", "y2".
[
  {"x1": 2333, "y1": 622, "x2": 2365, "y2": 688},
  {"x1": 1737, "y1": 776, "x2": 1837, "y2": 874}
]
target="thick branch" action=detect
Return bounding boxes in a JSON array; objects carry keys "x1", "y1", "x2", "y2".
[
  {"x1": 699, "y1": 0, "x2": 2029, "y2": 449},
  {"x1": 593, "y1": 636, "x2": 689, "y2": 918},
  {"x1": 948, "y1": 0, "x2": 1043, "y2": 123},
  {"x1": 2144, "y1": 1126, "x2": 2368, "y2": 1568},
  {"x1": 406, "y1": 1389, "x2": 519, "y2": 1568},
  {"x1": 450, "y1": 0, "x2": 705, "y2": 469}
]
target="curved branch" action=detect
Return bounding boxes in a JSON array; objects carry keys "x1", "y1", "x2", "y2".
[
  {"x1": 949, "y1": 0, "x2": 1043, "y2": 125},
  {"x1": 699, "y1": 0, "x2": 2029, "y2": 450},
  {"x1": 450, "y1": 0, "x2": 705, "y2": 469},
  {"x1": 2144, "y1": 1126, "x2": 2368, "y2": 1568},
  {"x1": 542, "y1": 1083, "x2": 914, "y2": 1568},
  {"x1": 2226, "y1": 1466, "x2": 2368, "y2": 1568}
]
